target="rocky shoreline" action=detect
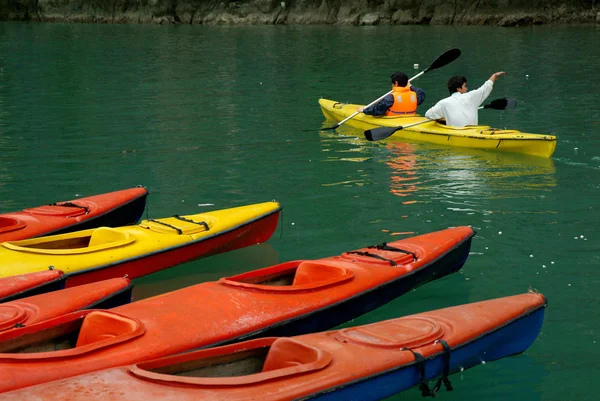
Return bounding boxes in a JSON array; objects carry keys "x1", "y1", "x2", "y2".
[{"x1": 2, "y1": 0, "x2": 599, "y2": 26}]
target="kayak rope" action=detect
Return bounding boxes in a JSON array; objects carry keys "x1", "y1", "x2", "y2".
[
  {"x1": 49, "y1": 202, "x2": 89, "y2": 215},
  {"x1": 368, "y1": 242, "x2": 418, "y2": 261},
  {"x1": 431, "y1": 340, "x2": 453, "y2": 395},
  {"x1": 173, "y1": 215, "x2": 209, "y2": 231},
  {"x1": 146, "y1": 219, "x2": 182, "y2": 235},
  {"x1": 345, "y1": 251, "x2": 397, "y2": 266},
  {"x1": 401, "y1": 347, "x2": 432, "y2": 397}
]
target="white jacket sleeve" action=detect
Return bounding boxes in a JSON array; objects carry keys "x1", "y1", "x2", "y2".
[
  {"x1": 425, "y1": 102, "x2": 444, "y2": 120},
  {"x1": 465, "y1": 80, "x2": 494, "y2": 106}
]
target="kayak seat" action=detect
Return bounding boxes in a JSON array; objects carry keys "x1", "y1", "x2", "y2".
[
  {"x1": 261, "y1": 338, "x2": 323, "y2": 372},
  {"x1": 292, "y1": 262, "x2": 349, "y2": 286},
  {"x1": 76, "y1": 311, "x2": 141, "y2": 348},
  {"x1": 88, "y1": 227, "x2": 128, "y2": 248}
]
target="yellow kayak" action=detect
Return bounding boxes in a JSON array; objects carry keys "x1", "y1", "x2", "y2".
[
  {"x1": 0, "y1": 201, "x2": 281, "y2": 286},
  {"x1": 319, "y1": 99, "x2": 557, "y2": 158}
]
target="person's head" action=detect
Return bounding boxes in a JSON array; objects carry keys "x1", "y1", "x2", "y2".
[
  {"x1": 391, "y1": 72, "x2": 409, "y2": 87},
  {"x1": 447, "y1": 76, "x2": 468, "y2": 94}
]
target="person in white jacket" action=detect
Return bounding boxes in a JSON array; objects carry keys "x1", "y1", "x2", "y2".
[{"x1": 425, "y1": 72, "x2": 506, "y2": 127}]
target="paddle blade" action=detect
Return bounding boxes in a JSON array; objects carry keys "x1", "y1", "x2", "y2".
[
  {"x1": 321, "y1": 123, "x2": 340, "y2": 131},
  {"x1": 484, "y1": 97, "x2": 518, "y2": 110},
  {"x1": 425, "y1": 48, "x2": 461, "y2": 73},
  {"x1": 364, "y1": 126, "x2": 402, "y2": 142}
]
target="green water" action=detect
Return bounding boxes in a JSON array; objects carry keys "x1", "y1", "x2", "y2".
[{"x1": 1, "y1": 22, "x2": 599, "y2": 400}]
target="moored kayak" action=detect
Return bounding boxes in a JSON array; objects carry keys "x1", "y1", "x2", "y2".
[
  {"x1": 0, "y1": 270, "x2": 66, "y2": 303},
  {"x1": 0, "y1": 226, "x2": 474, "y2": 392},
  {"x1": 4, "y1": 292, "x2": 545, "y2": 400},
  {"x1": 319, "y1": 99, "x2": 557, "y2": 158},
  {"x1": 0, "y1": 187, "x2": 148, "y2": 242},
  {"x1": 0, "y1": 201, "x2": 281, "y2": 286},
  {"x1": 0, "y1": 277, "x2": 132, "y2": 332}
]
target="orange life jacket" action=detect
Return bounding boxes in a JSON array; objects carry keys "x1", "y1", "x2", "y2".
[{"x1": 386, "y1": 86, "x2": 417, "y2": 116}]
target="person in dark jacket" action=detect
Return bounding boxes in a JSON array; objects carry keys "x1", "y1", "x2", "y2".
[{"x1": 358, "y1": 72, "x2": 425, "y2": 116}]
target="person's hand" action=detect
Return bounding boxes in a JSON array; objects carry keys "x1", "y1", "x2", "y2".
[
  {"x1": 489, "y1": 71, "x2": 506, "y2": 82},
  {"x1": 357, "y1": 107, "x2": 364, "y2": 112}
]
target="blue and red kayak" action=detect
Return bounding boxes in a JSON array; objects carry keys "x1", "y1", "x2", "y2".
[{"x1": 0, "y1": 292, "x2": 546, "y2": 400}]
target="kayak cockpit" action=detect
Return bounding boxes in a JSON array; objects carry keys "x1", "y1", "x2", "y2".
[
  {"x1": 0, "y1": 310, "x2": 144, "y2": 357},
  {"x1": 129, "y1": 337, "x2": 331, "y2": 385},
  {"x1": 219, "y1": 261, "x2": 355, "y2": 292},
  {"x1": 0, "y1": 217, "x2": 26, "y2": 233},
  {"x1": 2, "y1": 227, "x2": 134, "y2": 255}
]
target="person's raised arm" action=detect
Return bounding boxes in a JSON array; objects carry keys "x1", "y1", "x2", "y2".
[{"x1": 466, "y1": 71, "x2": 506, "y2": 106}]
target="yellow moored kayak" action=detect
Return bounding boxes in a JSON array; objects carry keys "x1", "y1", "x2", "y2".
[
  {"x1": 0, "y1": 201, "x2": 281, "y2": 286},
  {"x1": 319, "y1": 99, "x2": 557, "y2": 158}
]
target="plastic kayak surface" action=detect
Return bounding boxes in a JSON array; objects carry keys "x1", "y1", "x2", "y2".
[
  {"x1": 0, "y1": 226, "x2": 474, "y2": 393},
  {"x1": 0, "y1": 201, "x2": 281, "y2": 286},
  {"x1": 0, "y1": 292, "x2": 546, "y2": 400},
  {"x1": 0, "y1": 187, "x2": 148, "y2": 242}
]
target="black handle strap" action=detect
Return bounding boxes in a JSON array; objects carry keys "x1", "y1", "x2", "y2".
[
  {"x1": 369, "y1": 242, "x2": 418, "y2": 261},
  {"x1": 50, "y1": 202, "x2": 90, "y2": 215},
  {"x1": 402, "y1": 347, "x2": 432, "y2": 397},
  {"x1": 173, "y1": 215, "x2": 209, "y2": 231},
  {"x1": 345, "y1": 251, "x2": 397, "y2": 266},
  {"x1": 146, "y1": 219, "x2": 182, "y2": 235},
  {"x1": 431, "y1": 339, "x2": 453, "y2": 394}
]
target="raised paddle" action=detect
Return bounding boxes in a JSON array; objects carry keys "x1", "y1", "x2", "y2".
[
  {"x1": 364, "y1": 97, "x2": 518, "y2": 142},
  {"x1": 321, "y1": 48, "x2": 462, "y2": 131}
]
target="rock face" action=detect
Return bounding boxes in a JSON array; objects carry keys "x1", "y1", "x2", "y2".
[{"x1": 1, "y1": 0, "x2": 598, "y2": 25}]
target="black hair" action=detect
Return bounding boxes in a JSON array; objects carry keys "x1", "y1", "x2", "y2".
[
  {"x1": 390, "y1": 72, "x2": 409, "y2": 87},
  {"x1": 447, "y1": 76, "x2": 467, "y2": 94}
]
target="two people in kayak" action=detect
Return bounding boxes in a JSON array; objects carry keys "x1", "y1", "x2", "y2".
[{"x1": 360, "y1": 71, "x2": 506, "y2": 128}]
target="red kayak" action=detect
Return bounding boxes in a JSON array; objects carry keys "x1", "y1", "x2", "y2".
[
  {"x1": 0, "y1": 187, "x2": 148, "y2": 242},
  {"x1": 0, "y1": 226, "x2": 474, "y2": 392},
  {"x1": 0, "y1": 277, "x2": 132, "y2": 332},
  {"x1": 0, "y1": 270, "x2": 66, "y2": 303},
  {"x1": 1, "y1": 293, "x2": 546, "y2": 401}
]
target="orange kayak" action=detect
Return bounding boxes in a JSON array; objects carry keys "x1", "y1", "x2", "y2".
[
  {"x1": 0, "y1": 226, "x2": 474, "y2": 393},
  {"x1": 4, "y1": 292, "x2": 546, "y2": 401},
  {"x1": 0, "y1": 270, "x2": 66, "y2": 303},
  {"x1": 0, "y1": 187, "x2": 148, "y2": 242},
  {"x1": 0, "y1": 277, "x2": 132, "y2": 332}
]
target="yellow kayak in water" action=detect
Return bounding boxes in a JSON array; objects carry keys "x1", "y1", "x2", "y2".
[
  {"x1": 319, "y1": 99, "x2": 557, "y2": 158},
  {"x1": 0, "y1": 201, "x2": 281, "y2": 286}
]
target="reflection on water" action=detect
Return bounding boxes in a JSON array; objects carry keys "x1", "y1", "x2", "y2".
[
  {"x1": 318, "y1": 127, "x2": 557, "y2": 211},
  {"x1": 132, "y1": 243, "x2": 279, "y2": 300}
]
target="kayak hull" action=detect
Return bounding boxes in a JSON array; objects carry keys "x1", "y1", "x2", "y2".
[
  {"x1": 0, "y1": 271, "x2": 66, "y2": 303},
  {"x1": 0, "y1": 226, "x2": 474, "y2": 392},
  {"x1": 0, "y1": 202, "x2": 282, "y2": 286},
  {"x1": 0, "y1": 277, "x2": 132, "y2": 331},
  {"x1": 319, "y1": 99, "x2": 557, "y2": 158},
  {"x1": 1, "y1": 293, "x2": 545, "y2": 400},
  {"x1": 0, "y1": 187, "x2": 148, "y2": 242}
]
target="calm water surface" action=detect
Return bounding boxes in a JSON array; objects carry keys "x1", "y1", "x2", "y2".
[{"x1": 1, "y1": 22, "x2": 599, "y2": 400}]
